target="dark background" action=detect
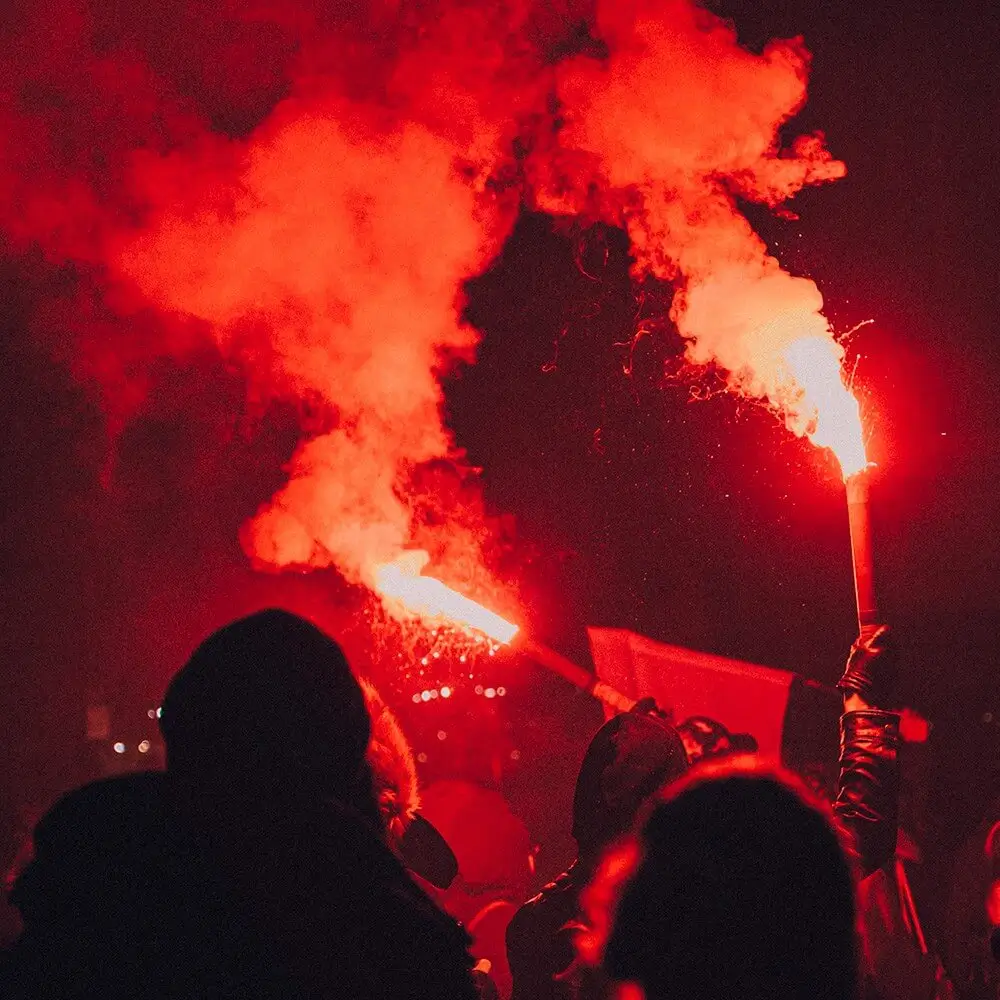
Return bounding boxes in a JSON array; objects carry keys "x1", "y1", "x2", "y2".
[{"x1": 2, "y1": 0, "x2": 999, "y2": 937}]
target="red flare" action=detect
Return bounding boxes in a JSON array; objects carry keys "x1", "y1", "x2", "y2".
[{"x1": 374, "y1": 552, "x2": 519, "y2": 646}]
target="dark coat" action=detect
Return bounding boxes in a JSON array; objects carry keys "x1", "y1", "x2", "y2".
[
  {"x1": 508, "y1": 710, "x2": 690, "y2": 1000},
  {"x1": 2, "y1": 771, "x2": 479, "y2": 1000}
]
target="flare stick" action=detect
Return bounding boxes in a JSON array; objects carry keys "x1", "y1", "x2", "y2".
[
  {"x1": 517, "y1": 638, "x2": 637, "y2": 713},
  {"x1": 846, "y1": 469, "x2": 878, "y2": 632}
]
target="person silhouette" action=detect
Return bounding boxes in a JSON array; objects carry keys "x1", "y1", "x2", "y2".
[{"x1": 4, "y1": 609, "x2": 478, "y2": 1000}]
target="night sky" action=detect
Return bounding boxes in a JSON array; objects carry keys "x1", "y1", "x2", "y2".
[{"x1": 2, "y1": 0, "x2": 999, "y2": 879}]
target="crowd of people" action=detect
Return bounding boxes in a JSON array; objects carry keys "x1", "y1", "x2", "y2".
[{"x1": 0, "y1": 609, "x2": 996, "y2": 999}]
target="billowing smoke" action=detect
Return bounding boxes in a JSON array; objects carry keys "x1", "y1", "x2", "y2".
[
  {"x1": 107, "y1": 4, "x2": 554, "y2": 584},
  {"x1": 116, "y1": 106, "x2": 504, "y2": 583},
  {"x1": 2, "y1": 1, "x2": 543, "y2": 589},
  {"x1": 2, "y1": 0, "x2": 853, "y2": 599},
  {"x1": 532, "y1": 0, "x2": 851, "y2": 452}
]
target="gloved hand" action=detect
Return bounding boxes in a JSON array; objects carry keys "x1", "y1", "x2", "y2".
[{"x1": 837, "y1": 624, "x2": 897, "y2": 708}]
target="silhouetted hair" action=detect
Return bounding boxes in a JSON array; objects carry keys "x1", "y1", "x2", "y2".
[
  {"x1": 360, "y1": 676, "x2": 420, "y2": 845},
  {"x1": 160, "y1": 609, "x2": 370, "y2": 802},
  {"x1": 603, "y1": 758, "x2": 858, "y2": 1000}
]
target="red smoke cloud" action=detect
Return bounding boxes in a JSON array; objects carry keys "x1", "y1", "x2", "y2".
[
  {"x1": 117, "y1": 103, "x2": 509, "y2": 583},
  {"x1": 2, "y1": 0, "x2": 852, "y2": 597},
  {"x1": 107, "y1": 4, "x2": 556, "y2": 586},
  {"x1": 2, "y1": 1, "x2": 542, "y2": 590},
  {"x1": 532, "y1": 0, "x2": 851, "y2": 454}
]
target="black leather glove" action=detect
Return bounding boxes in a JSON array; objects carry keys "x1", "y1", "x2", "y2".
[{"x1": 837, "y1": 624, "x2": 897, "y2": 708}]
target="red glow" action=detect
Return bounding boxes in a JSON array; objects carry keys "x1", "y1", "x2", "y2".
[
  {"x1": 898, "y1": 707, "x2": 931, "y2": 744},
  {"x1": 374, "y1": 552, "x2": 519, "y2": 645}
]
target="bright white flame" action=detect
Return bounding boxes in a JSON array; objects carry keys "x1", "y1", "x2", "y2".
[
  {"x1": 373, "y1": 551, "x2": 519, "y2": 645},
  {"x1": 784, "y1": 335, "x2": 867, "y2": 479}
]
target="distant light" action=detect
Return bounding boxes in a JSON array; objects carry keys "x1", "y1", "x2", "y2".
[
  {"x1": 485, "y1": 687, "x2": 496, "y2": 699},
  {"x1": 497, "y1": 686, "x2": 507, "y2": 697},
  {"x1": 412, "y1": 693, "x2": 422, "y2": 704},
  {"x1": 113, "y1": 742, "x2": 126, "y2": 754},
  {"x1": 440, "y1": 686, "x2": 452, "y2": 699},
  {"x1": 420, "y1": 690, "x2": 431, "y2": 702},
  {"x1": 459, "y1": 655, "x2": 467, "y2": 664},
  {"x1": 138, "y1": 740, "x2": 151, "y2": 754},
  {"x1": 156, "y1": 707, "x2": 162, "y2": 718},
  {"x1": 437, "y1": 730, "x2": 447, "y2": 741},
  {"x1": 420, "y1": 657, "x2": 429, "y2": 666}
]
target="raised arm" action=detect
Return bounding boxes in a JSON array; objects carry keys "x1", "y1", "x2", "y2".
[{"x1": 833, "y1": 626, "x2": 901, "y2": 879}]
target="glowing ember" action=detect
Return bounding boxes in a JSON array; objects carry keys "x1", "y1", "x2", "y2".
[
  {"x1": 374, "y1": 552, "x2": 519, "y2": 645},
  {"x1": 784, "y1": 335, "x2": 867, "y2": 479}
]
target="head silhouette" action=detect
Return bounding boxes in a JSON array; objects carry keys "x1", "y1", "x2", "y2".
[
  {"x1": 159, "y1": 609, "x2": 371, "y2": 804},
  {"x1": 603, "y1": 758, "x2": 857, "y2": 1000},
  {"x1": 572, "y1": 709, "x2": 690, "y2": 860}
]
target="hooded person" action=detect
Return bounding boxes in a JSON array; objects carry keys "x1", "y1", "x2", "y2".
[
  {"x1": 1, "y1": 771, "x2": 190, "y2": 1000},
  {"x1": 159, "y1": 608, "x2": 375, "y2": 812},
  {"x1": 3, "y1": 610, "x2": 478, "y2": 1000},
  {"x1": 506, "y1": 701, "x2": 691, "y2": 1000}
]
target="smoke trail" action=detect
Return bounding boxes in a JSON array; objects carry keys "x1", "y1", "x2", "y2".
[
  {"x1": 110, "y1": 3, "x2": 551, "y2": 585},
  {"x1": 533, "y1": 0, "x2": 849, "y2": 447},
  {"x1": 1, "y1": 0, "x2": 541, "y2": 589},
  {"x1": 116, "y1": 104, "x2": 510, "y2": 583},
  {"x1": 2, "y1": 0, "x2": 853, "y2": 595}
]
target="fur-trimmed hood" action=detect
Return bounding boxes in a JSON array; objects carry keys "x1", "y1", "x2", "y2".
[{"x1": 359, "y1": 678, "x2": 420, "y2": 848}]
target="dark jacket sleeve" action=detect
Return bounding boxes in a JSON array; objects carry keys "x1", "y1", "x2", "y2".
[
  {"x1": 507, "y1": 901, "x2": 551, "y2": 1000},
  {"x1": 833, "y1": 709, "x2": 901, "y2": 880}
]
